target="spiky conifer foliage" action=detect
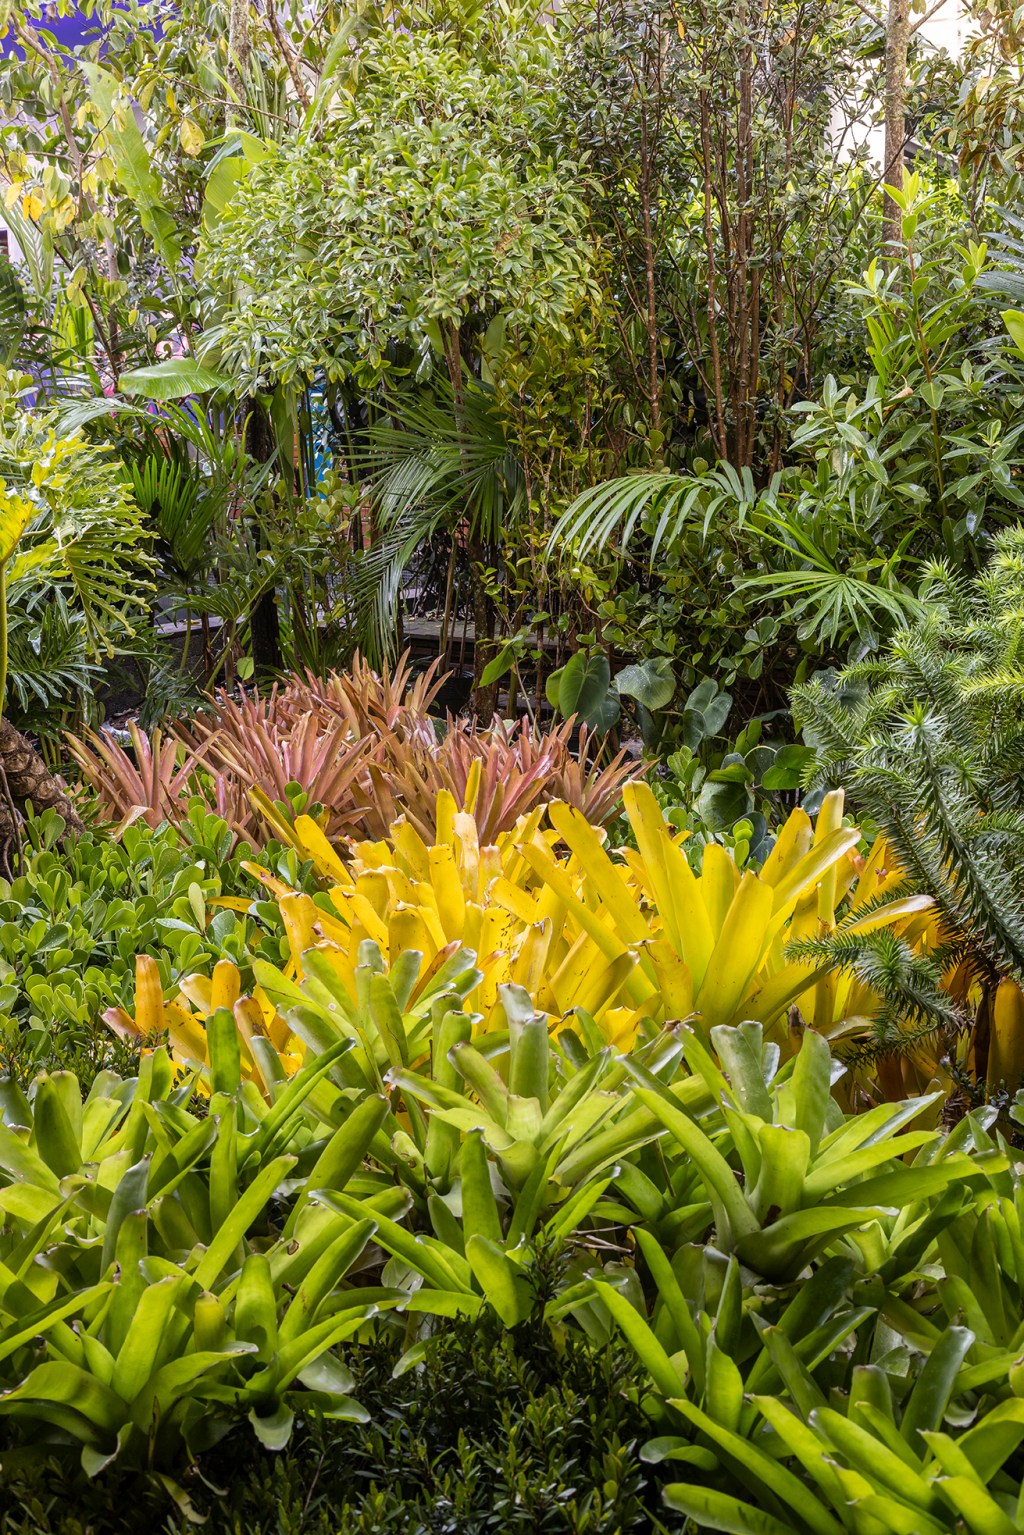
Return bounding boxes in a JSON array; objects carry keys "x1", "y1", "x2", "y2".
[
  {"x1": 787, "y1": 927, "x2": 959, "y2": 1064},
  {"x1": 792, "y1": 526, "x2": 1024, "y2": 1075}
]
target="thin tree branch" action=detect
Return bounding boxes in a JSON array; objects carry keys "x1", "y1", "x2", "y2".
[{"x1": 262, "y1": 0, "x2": 311, "y2": 109}]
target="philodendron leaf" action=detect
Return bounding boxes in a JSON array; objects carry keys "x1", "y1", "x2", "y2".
[
  {"x1": 685, "y1": 678, "x2": 719, "y2": 713},
  {"x1": 557, "y1": 650, "x2": 613, "y2": 729},
  {"x1": 0, "y1": 485, "x2": 34, "y2": 565},
  {"x1": 592, "y1": 692, "x2": 622, "y2": 733},
  {"x1": 614, "y1": 658, "x2": 676, "y2": 711},
  {"x1": 762, "y1": 744, "x2": 816, "y2": 791},
  {"x1": 685, "y1": 678, "x2": 732, "y2": 736},
  {"x1": 680, "y1": 708, "x2": 709, "y2": 751}
]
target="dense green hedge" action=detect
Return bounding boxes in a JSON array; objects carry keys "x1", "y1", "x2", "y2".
[{"x1": 0, "y1": 1325, "x2": 665, "y2": 1535}]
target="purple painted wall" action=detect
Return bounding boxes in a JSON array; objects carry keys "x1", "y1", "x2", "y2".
[{"x1": 1, "y1": 4, "x2": 165, "y2": 57}]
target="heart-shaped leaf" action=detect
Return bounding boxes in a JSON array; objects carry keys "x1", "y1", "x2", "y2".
[
  {"x1": 615, "y1": 658, "x2": 676, "y2": 711},
  {"x1": 557, "y1": 651, "x2": 612, "y2": 729}
]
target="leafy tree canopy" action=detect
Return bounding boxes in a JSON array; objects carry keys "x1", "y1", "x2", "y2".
[{"x1": 200, "y1": 23, "x2": 599, "y2": 390}]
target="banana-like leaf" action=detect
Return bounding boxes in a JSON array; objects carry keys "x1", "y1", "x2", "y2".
[
  {"x1": 118, "y1": 358, "x2": 231, "y2": 400},
  {"x1": 82, "y1": 64, "x2": 181, "y2": 274}
]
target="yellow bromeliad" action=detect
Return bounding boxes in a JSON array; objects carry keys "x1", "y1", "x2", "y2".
[
  {"x1": 250, "y1": 781, "x2": 928, "y2": 1048},
  {"x1": 104, "y1": 953, "x2": 303, "y2": 1094},
  {"x1": 243, "y1": 795, "x2": 563, "y2": 1031},
  {"x1": 107, "y1": 784, "x2": 930, "y2": 1090},
  {"x1": 508, "y1": 784, "x2": 932, "y2": 1048}
]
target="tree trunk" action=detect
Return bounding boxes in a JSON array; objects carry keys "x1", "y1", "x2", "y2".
[
  {"x1": 972, "y1": 974, "x2": 997, "y2": 1092},
  {"x1": 638, "y1": 100, "x2": 662, "y2": 452},
  {"x1": 250, "y1": 582, "x2": 283, "y2": 675},
  {"x1": 467, "y1": 537, "x2": 498, "y2": 721},
  {"x1": 244, "y1": 401, "x2": 284, "y2": 676},
  {"x1": 262, "y1": 0, "x2": 309, "y2": 109},
  {"x1": 226, "y1": 0, "x2": 251, "y2": 126},
  {"x1": 0, "y1": 718, "x2": 84, "y2": 869},
  {"x1": 882, "y1": 0, "x2": 911, "y2": 261},
  {"x1": 441, "y1": 321, "x2": 498, "y2": 718}
]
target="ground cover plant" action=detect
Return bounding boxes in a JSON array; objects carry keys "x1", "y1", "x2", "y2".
[
  {"x1": 0, "y1": 805, "x2": 312, "y2": 1087},
  {"x1": 0, "y1": 1326, "x2": 667, "y2": 1534}
]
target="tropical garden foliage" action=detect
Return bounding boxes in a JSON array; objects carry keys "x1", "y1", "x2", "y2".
[{"x1": 2, "y1": 0, "x2": 1024, "y2": 1528}]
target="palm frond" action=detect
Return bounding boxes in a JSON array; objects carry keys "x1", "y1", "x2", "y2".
[
  {"x1": 3, "y1": 594, "x2": 100, "y2": 731},
  {"x1": 366, "y1": 379, "x2": 525, "y2": 543},
  {"x1": 353, "y1": 379, "x2": 525, "y2": 659},
  {"x1": 126, "y1": 452, "x2": 220, "y2": 580},
  {"x1": 548, "y1": 463, "x2": 761, "y2": 564}
]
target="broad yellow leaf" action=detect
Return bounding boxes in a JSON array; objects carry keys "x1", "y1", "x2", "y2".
[
  {"x1": 178, "y1": 118, "x2": 205, "y2": 156},
  {"x1": 697, "y1": 872, "x2": 774, "y2": 1033},
  {"x1": 134, "y1": 954, "x2": 164, "y2": 1036},
  {"x1": 989, "y1": 980, "x2": 1024, "y2": 1092},
  {"x1": 0, "y1": 487, "x2": 34, "y2": 564},
  {"x1": 293, "y1": 813, "x2": 350, "y2": 882}
]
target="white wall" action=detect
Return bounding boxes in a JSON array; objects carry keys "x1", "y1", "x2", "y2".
[{"x1": 833, "y1": 0, "x2": 968, "y2": 165}]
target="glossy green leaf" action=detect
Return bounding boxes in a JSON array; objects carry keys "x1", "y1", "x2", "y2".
[
  {"x1": 118, "y1": 358, "x2": 230, "y2": 400},
  {"x1": 663, "y1": 1485, "x2": 800, "y2": 1535}
]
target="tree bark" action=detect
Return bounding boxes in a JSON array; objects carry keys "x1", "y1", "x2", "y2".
[
  {"x1": 467, "y1": 534, "x2": 497, "y2": 721},
  {"x1": 638, "y1": 100, "x2": 662, "y2": 450},
  {"x1": 244, "y1": 401, "x2": 284, "y2": 676},
  {"x1": 882, "y1": 0, "x2": 911, "y2": 261},
  {"x1": 0, "y1": 718, "x2": 84, "y2": 869},
  {"x1": 262, "y1": 0, "x2": 310, "y2": 109},
  {"x1": 226, "y1": 0, "x2": 251, "y2": 126},
  {"x1": 441, "y1": 322, "x2": 498, "y2": 719}
]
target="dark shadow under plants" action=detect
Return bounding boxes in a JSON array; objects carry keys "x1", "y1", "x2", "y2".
[{"x1": 0, "y1": 1321, "x2": 674, "y2": 1535}]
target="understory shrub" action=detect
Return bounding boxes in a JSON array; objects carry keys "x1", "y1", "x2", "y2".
[
  {"x1": 0, "y1": 1326, "x2": 667, "y2": 1535},
  {"x1": 0, "y1": 806, "x2": 308, "y2": 1083}
]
